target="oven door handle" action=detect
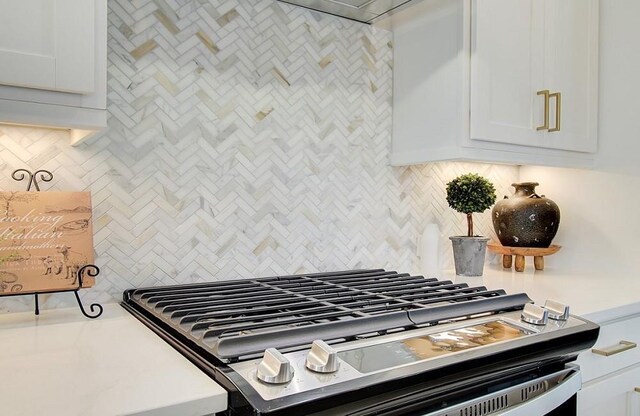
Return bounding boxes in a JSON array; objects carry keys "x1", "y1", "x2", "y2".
[
  {"x1": 422, "y1": 364, "x2": 582, "y2": 416},
  {"x1": 499, "y1": 365, "x2": 581, "y2": 415}
]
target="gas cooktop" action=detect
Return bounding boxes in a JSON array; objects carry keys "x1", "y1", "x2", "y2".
[{"x1": 122, "y1": 269, "x2": 599, "y2": 416}]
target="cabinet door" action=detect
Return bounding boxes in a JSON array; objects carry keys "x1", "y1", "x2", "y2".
[
  {"x1": 470, "y1": 0, "x2": 546, "y2": 146},
  {"x1": 0, "y1": 0, "x2": 95, "y2": 94},
  {"x1": 578, "y1": 364, "x2": 640, "y2": 416},
  {"x1": 543, "y1": 0, "x2": 599, "y2": 153},
  {"x1": 470, "y1": 0, "x2": 598, "y2": 153}
]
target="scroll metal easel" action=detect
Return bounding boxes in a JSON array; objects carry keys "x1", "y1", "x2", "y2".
[{"x1": 1, "y1": 169, "x2": 103, "y2": 318}]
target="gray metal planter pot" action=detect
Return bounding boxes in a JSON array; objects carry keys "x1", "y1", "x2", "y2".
[{"x1": 449, "y1": 236, "x2": 490, "y2": 276}]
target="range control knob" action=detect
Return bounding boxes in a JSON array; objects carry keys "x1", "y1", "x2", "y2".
[
  {"x1": 544, "y1": 300, "x2": 570, "y2": 321},
  {"x1": 521, "y1": 303, "x2": 549, "y2": 326},
  {"x1": 306, "y1": 340, "x2": 340, "y2": 373},
  {"x1": 257, "y1": 348, "x2": 294, "y2": 384}
]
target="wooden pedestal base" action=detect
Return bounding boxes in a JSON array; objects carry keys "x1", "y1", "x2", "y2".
[{"x1": 488, "y1": 242, "x2": 561, "y2": 272}]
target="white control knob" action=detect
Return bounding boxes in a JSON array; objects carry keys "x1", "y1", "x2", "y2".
[
  {"x1": 256, "y1": 348, "x2": 294, "y2": 384},
  {"x1": 544, "y1": 300, "x2": 570, "y2": 321},
  {"x1": 306, "y1": 340, "x2": 340, "y2": 373},
  {"x1": 521, "y1": 303, "x2": 549, "y2": 326}
]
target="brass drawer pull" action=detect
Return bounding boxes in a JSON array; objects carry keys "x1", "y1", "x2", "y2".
[
  {"x1": 592, "y1": 340, "x2": 637, "y2": 356},
  {"x1": 536, "y1": 90, "x2": 550, "y2": 131},
  {"x1": 635, "y1": 387, "x2": 640, "y2": 393},
  {"x1": 549, "y1": 91, "x2": 561, "y2": 132}
]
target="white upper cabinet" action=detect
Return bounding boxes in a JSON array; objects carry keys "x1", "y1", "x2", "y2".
[
  {"x1": 470, "y1": 0, "x2": 545, "y2": 147},
  {"x1": 0, "y1": 0, "x2": 95, "y2": 94},
  {"x1": 390, "y1": 0, "x2": 599, "y2": 168},
  {"x1": 0, "y1": 0, "x2": 106, "y2": 144},
  {"x1": 470, "y1": 0, "x2": 598, "y2": 153},
  {"x1": 543, "y1": 0, "x2": 599, "y2": 152}
]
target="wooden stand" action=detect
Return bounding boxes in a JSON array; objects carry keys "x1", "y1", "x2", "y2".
[{"x1": 488, "y1": 241, "x2": 561, "y2": 272}]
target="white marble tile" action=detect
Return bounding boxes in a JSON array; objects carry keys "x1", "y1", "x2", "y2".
[{"x1": 0, "y1": 0, "x2": 518, "y2": 312}]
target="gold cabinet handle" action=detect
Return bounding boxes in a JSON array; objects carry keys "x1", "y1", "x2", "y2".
[
  {"x1": 549, "y1": 91, "x2": 561, "y2": 132},
  {"x1": 635, "y1": 387, "x2": 640, "y2": 393},
  {"x1": 592, "y1": 340, "x2": 637, "y2": 356},
  {"x1": 536, "y1": 90, "x2": 550, "y2": 131}
]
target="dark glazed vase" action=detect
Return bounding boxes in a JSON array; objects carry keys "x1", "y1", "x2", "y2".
[{"x1": 492, "y1": 182, "x2": 560, "y2": 248}]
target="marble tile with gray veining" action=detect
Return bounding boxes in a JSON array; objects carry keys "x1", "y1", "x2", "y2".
[{"x1": 0, "y1": 0, "x2": 518, "y2": 313}]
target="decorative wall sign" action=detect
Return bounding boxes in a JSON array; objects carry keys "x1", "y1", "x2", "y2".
[{"x1": 0, "y1": 191, "x2": 94, "y2": 295}]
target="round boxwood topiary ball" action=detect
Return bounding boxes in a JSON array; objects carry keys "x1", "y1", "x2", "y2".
[{"x1": 446, "y1": 173, "x2": 497, "y2": 214}]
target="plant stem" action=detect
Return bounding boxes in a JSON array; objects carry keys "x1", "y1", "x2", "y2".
[{"x1": 467, "y1": 213, "x2": 473, "y2": 237}]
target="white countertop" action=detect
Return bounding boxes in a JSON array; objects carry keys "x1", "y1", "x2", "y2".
[
  {"x1": 0, "y1": 303, "x2": 227, "y2": 416},
  {"x1": 2, "y1": 267, "x2": 639, "y2": 416},
  {"x1": 445, "y1": 264, "x2": 640, "y2": 323}
]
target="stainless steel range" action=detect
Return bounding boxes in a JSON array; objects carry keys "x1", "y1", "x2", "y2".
[{"x1": 121, "y1": 269, "x2": 599, "y2": 415}]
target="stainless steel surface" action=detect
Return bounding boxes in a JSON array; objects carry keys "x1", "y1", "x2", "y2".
[
  {"x1": 306, "y1": 340, "x2": 340, "y2": 373},
  {"x1": 277, "y1": 0, "x2": 420, "y2": 24},
  {"x1": 544, "y1": 300, "x2": 570, "y2": 321},
  {"x1": 521, "y1": 303, "x2": 549, "y2": 325},
  {"x1": 256, "y1": 348, "x2": 295, "y2": 384},
  {"x1": 234, "y1": 348, "x2": 364, "y2": 402},
  {"x1": 230, "y1": 310, "x2": 590, "y2": 401},
  {"x1": 339, "y1": 320, "x2": 532, "y2": 374},
  {"x1": 422, "y1": 365, "x2": 581, "y2": 416}
]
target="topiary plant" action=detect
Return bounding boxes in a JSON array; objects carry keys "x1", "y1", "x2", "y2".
[{"x1": 446, "y1": 173, "x2": 497, "y2": 237}]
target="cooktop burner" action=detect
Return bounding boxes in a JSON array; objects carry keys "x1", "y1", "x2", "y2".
[{"x1": 123, "y1": 269, "x2": 532, "y2": 361}]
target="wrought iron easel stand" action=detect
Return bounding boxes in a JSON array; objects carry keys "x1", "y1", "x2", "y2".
[{"x1": 2, "y1": 169, "x2": 103, "y2": 319}]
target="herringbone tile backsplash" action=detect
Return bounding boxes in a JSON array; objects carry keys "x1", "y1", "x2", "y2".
[{"x1": 0, "y1": 0, "x2": 517, "y2": 312}]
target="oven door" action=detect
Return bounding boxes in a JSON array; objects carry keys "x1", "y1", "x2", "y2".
[
  {"x1": 318, "y1": 363, "x2": 582, "y2": 416},
  {"x1": 422, "y1": 364, "x2": 581, "y2": 416}
]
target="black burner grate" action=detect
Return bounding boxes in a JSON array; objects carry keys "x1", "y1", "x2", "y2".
[{"x1": 124, "y1": 269, "x2": 531, "y2": 360}]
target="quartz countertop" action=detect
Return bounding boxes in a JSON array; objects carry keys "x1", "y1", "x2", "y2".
[
  {"x1": 0, "y1": 303, "x2": 227, "y2": 416},
  {"x1": 445, "y1": 264, "x2": 640, "y2": 323},
  {"x1": 2, "y1": 266, "x2": 639, "y2": 416}
]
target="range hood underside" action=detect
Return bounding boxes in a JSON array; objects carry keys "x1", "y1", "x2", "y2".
[{"x1": 277, "y1": 0, "x2": 419, "y2": 24}]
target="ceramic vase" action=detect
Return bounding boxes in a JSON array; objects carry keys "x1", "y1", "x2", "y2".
[{"x1": 492, "y1": 182, "x2": 560, "y2": 248}]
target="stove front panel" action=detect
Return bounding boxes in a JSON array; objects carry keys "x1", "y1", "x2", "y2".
[{"x1": 228, "y1": 311, "x2": 591, "y2": 402}]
